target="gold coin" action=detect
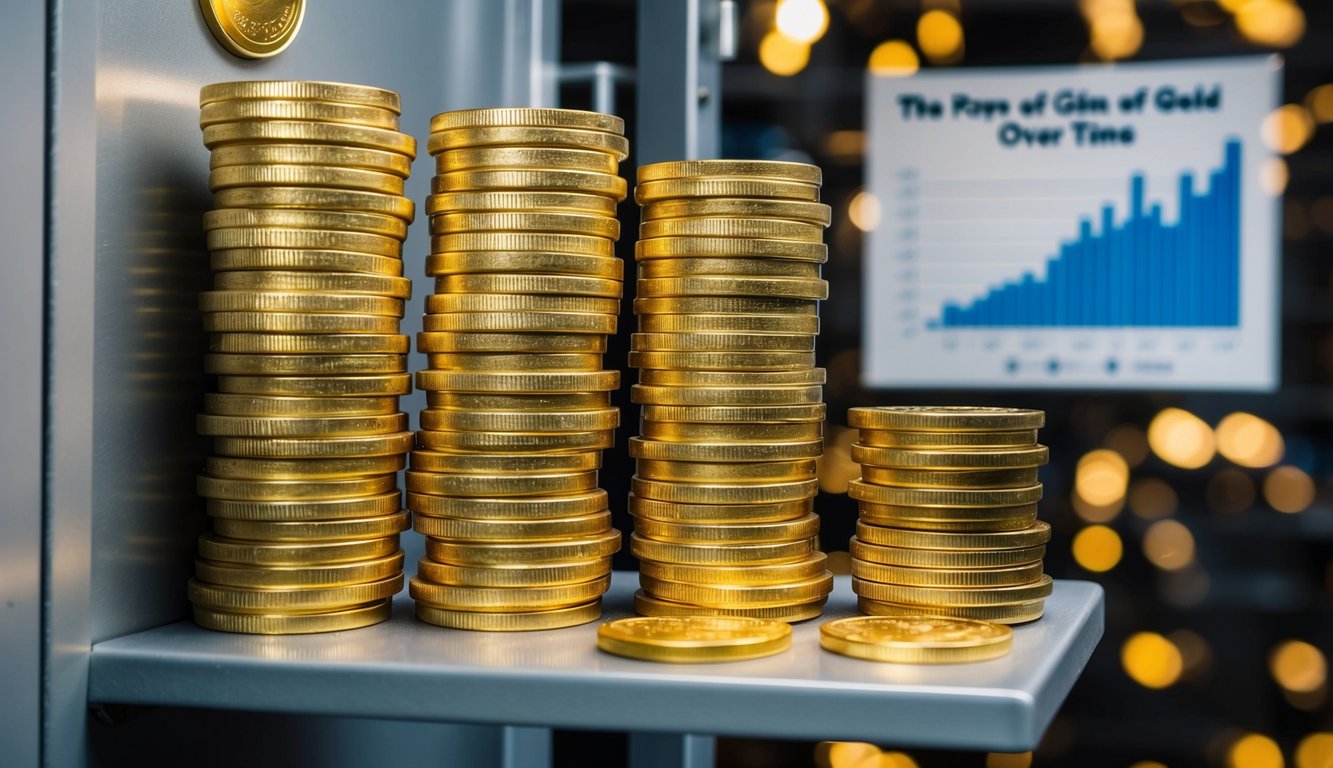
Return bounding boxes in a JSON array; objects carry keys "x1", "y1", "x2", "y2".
[
  {"x1": 435, "y1": 272, "x2": 621, "y2": 297},
  {"x1": 408, "y1": 489, "x2": 608, "y2": 520},
  {"x1": 629, "y1": 494, "x2": 812, "y2": 524},
  {"x1": 197, "y1": 473, "x2": 398, "y2": 501},
  {"x1": 627, "y1": 437, "x2": 823, "y2": 463},
  {"x1": 857, "y1": 501, "x2": 1038, "y2": 527},
  {"x1": 431, "y1": 211, "x2": 619, "y2": 239},
  {"x1": 860, "y1": 466, "x2": 1041, "y2": 490},
  {"x1": 200, "y1": 99, "x2": 397, "y2": 129},
  {"x1": 819, "y1": 616, "x2": 1013, "y2": 664},
  {"x1": 194, "y1": 550, "x2": 404, "y2": 588},
  {"x1": 851, "y1": 560, "x2": 1045, "y2": 588},
  {"x1": 425, "y1": 531, "x2": 621, "y2": 565},
  {"x1": 212, "y1": 270, "x2": 411, "y2": 298},
  {"x1": 631, "y1": 384, "x2": 821, "y2": 407},
  {"x1": 597, "y1": 615, "x2": 792, "y2": 663},
  {"x1": 634, "y1": 513, "x2": 820, "y2": 544},
  {"x1": 212, "y1": 186, "x2": 415, "y2": 221},
  {"x1": 640, "y1": 553, "x2": 828, "y2": 586},
  {"x1": 425, "y1": 352, "x2": 603, "y2": 373},
  {"x1": 641, "y1": 404, "x2": 825, "y2": 424},
  {"x1": 432, "y1": 232, "x2": 615, "y2": 259},
  {"x1": 203, "y1": 393, "x2": 398, "y2": 416},
  {"x1": 635, "y1": 237, "x2": 827, "y2": 263},
  {"x1": 847, "y1": 481, "x2": 1043, "y2": 508},
  {"x1": 636, "y1": 312, "x2": 818, "y2": 334},
  {"x1": 856, "y1": 596, "x2": 1045, "y2": 625},
  {"x1": 630, "y1": 533, "x2": 815, "y2": 566},
  {"x1": 199, "y1": 291, "x2": 404, "y2": 316},
  {"x1": 204, "y1": 353, "x2": 406, "y2": 376},
  {"x1": 216, "y1": 374, "x2": 411, "y2": 397},
  {"x1": 206, "y1": 491, "x2": 402, "y2": 522},
  {"x1": 634, "y1": 178, "x2": 820, "y2": 203},
  {"x1": 637, "y1": 367, "x2": 825, "y2": 387},
  {"x1": 628, "y1": 350, "x2": 815, "y2": 372},
  {"x1": 427, "y1": 189, "x2": 619, "y2": 216},
  {"x1": 851, "y1": 444, "x2": 1050, "y2": 469},
  {"x1": 631, "y1": 332, "x2": 814, "y2": 353},
  {"x1": 205, "y1": 454, "x2": 405, "y2": 481},
  {"x1": 210, "y1": 163, "x2": 405, "y2": 195},
  {"x1": 410, "y1": 575, "x2": 611, "y2": 612},
  {"x1": 631, "y1": 476, "x2": 818, "y2": 505},
  {"x1": 410, "y1": 449, "x2": 601, "y2": 474},
  {"x1": 857, "y1": 429, "x2": 1039, "y2": 449},
  {"x1": 197, "y1": 532, "x2": 399, "y2": 566},
  {"x1": 417, "y1": 556, "x2": 611, "y2": 588},
  {"x1": 415, "y1": 369, "x2": 619, "y2": 393},
  {"x1": 850, "y1": 538, "x2": 1046, "y2": 569},
  {"x1": 635, "y1": 459, "x2": 817, "y2": 485},
  {"x1": 203, "y1": 205, "x2": 409, "y2": 236},
  {"x1": 438, "y1": 146, "x2": 619, "y2": 175},
  {"x1": 406, "y1": 469, "x2": 600, "y2": 498},
  {"x1": 198, "y1": 412, "x2": 406, "y2": 437},
  {"x1": 211, "y1": 250, "x2": 404, "y2": 277},
  {"x1": 426, "y1": 253, "x2": 623, "y2": 282},
  {"x1": 414, "y1": 511, "x2": 611, "y2": 540},
  {"x1": 640, "y1": 218, "x2": 823, "y2": 243},
  {"x1": 210, "y1": 431, "x2": 413, "y2": 460},
  {"x1": 419, "y1": 332, "x2": 607, "y2": 354},
  {"x1": 201, "y1": 119, "x2": 416, "y2": 156},
  {"x1": 422, "y1": 311, "x2": 617, "y2": 334},
  {"x1": 427, "y1": 125, "x2": 629, "y2": 159},
  {"x1": 855, "y1": 520, "x2": 1052, "y2": 550},
  {"x1": 200, "y1": 81, "x2": 400, "y2": 113},
  {"x1": 192, "y1": 600, "x2": 392, "y2": 635},
  {"x1": 418, "y1": 407, "x2": 619, "y2": 433},
  {"x1": 197, "y1": 2, "x2": 304, "y2": 60},
  {"x1": 637, "y1": 159, "x2": 821, "y2": 185},
  {"x1": 425, "y1": 391, "x2": 610, "y2": 411},
  {"x1": 636, "y1": 277, "x2": 828, "y2": 301},
  {"x1": 209, "y1": 333, "x2": 409, "y2": 355},
  {"x1": 848, "y1": 406, "x2": 1046, "y2": 432},
  {"x1": 429, "y1": 107, "x2": 624, "y2": 135},
  {"x1": 641, "y1": 421, "x2": 823, "y2": 443},
  {"x1": 426, "y1": 293, "x2": 620, "y2": 315},
  {"x1": 209, "y1": 145, "x2": 412, "y2": 180},
  {"x1": 210, "y1": 509, "x2": 407, "y2": 538},
  {"x1": 188, "y1": 575, "x2": 402, "y2": 614},
  {"x1": 200, "y1": 314, "x2": 394, "y2": 340},
  {"x1": 416, "y1": 429, "x2": 615, "y2": 454},
  {"x1": 640, "y1": 573, "x2": 833, "y2": 608},
  {"x1": 852, "y1": 576, "x2": 1054, "y2": 607},
  {"x1": 858, "y1": 513, "x2": 1038, "y2": 534},
  {"x1": 641, "y1": 198, "x2": 832, "y2": 226},
  {"x1": 434, "y1": 169, "x2": 626, "y2": 200},
  {"x1": 415, "y1": 599, "x2": 602, "y2": 631},
  {"x1": 633, "y1": 296, "x2": 818, "y2": 315},
  {"x1": 637, "y1": 258, "x2": 822, "y2": 280},
  {"x1": 633, "y1": 590, "x2": 825, "y2": 623}
]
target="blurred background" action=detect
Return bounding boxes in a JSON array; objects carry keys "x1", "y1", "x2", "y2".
[{"x1": 563, "y1": 1, "x2": 1333, "y2": 767}]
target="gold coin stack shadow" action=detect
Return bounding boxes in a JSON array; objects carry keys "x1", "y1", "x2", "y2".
[
  {"x1": 190, "y1": 80, "x2": 417, "y2": 634},
  {"x1": 408, "y1": 108, "x2": 628, "y2": 631},
  {"x1": 846, "y1": 406, "x2": 1053, "y2": 624},
  {"x1": 627, "y1": 160, "x2": 836, "y2": 622}
]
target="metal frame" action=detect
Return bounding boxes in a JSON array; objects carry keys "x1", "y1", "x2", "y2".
[{"x1": 636, "y1": 0, "x2": 723, "y2": 164}]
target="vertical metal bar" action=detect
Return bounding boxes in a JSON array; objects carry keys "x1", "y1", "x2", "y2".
[
  {"x1": 636, "y1": 0, "x2": 722, "y2": 164},
  {"x1": 503, "y1": 0, "x2": 561, "y2": 107},
  {"x1": 629, "y1": 733, "x2": 717, "y2": 768},
  {"x1": 501, "y1": 726, "x2": 554, "y2": 768}
]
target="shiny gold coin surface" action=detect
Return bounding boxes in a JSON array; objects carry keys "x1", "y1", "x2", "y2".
[
  {"x1": 430, "y1": 107, "x2": 624, "y2": 135},
  {"x1": 630, "y1": 533, "x2": 814, "y2": 566},
  {"x1": 640, "y1": 573, "x2": 833, "y2": 609},
  {"x1": 856, "y1": 501, "x2": 1039, "y2": 525},
  {"x1": 422, "y1": 312, "x2": 616, "y2": 335},
  {"x1": 425, "y1": 530, "x2": 621, "y2": 565},
  {"x1": 637, "y1": 258, "x2": 822, "y2": 281},
  {"x1": 633, "y1": 590, "x2": 825, "y2": 623},
  {"x1": 188, "y1": 575, "x2": 401, "y2": 614},
  {"x1": 202, "y1": 307, "x2": 401, "y2": 333},
  {"x1": 637, "y1": 312, "x2": 819, "y2": 334},
  {"x1": 419, "y1": 407, "x2": 618, "y2": 433},
  {"x1": 631, "y1": 384, "x2": 821, "y2": 407},
  {"x1": 819, "y1": 616, "x2": 1012, "y2": 664},
  {"x1": 427, "y1": 190, "x2": 618, "y2": 216},
  {"x1": 848, "y1": 406, "x2": 1046, "y2": 432},
  {"x1": 415, "y1": 428, "x2": 614, "y2": 454},
  {"x1": 627, "y1": 437, "x2": 823, "y2": 464},
  {"x1": 628, "y1": 495, "x2": 812, "y2": 524},
  {"x1": 434, "y1": 272, "x2": 621, "y2": 297},
  {"x1": 855, "y1": 520, "x2": 1052, "y2": 551},
  {"x1": 199, "y1": 291, "x2": 404, "y2": 316},
  {"x1": 425, "y1": 391, "x2": 610, "y2": 412},
  {"x1": 851, "y1": 444, "x2": 1049, "y2": 469},
  {"x1": 415, "y1": 370, "x2": 619, "y2": 394},
  {"x1": 408, "y1": 489, "x2": 608, "y2": 520},
  {"x1": 640, "y1": 553, "x2": 828, "y2": 587},
  {"x1": 635, "y1": 177, "x2": 820, "y2": 203},
  {"x1": 437, "y1": 146, "x2": 619, "y2": 175},
  {"x1": 197, "y1": 473, "x2": 397, "y2": 501},
  {"x1": 633, "y1": 513, "x2": 820, "y2": 544},
  {"x1": 632, "y1": 476, "x2": 818, "y2": 505},
  {"x1": 426, "y1": 293, "x2": 620, "y2": 315},
  {"x1": 209, "y1": 163, "x2": 405, "y2": 196},
  {"x1": 597, "y1": 616, "x2": 792, "y2": 663},
  {"x1": 410, "y1": 449, "x2": 601, "y2": 475},
  {"x1": 859, "y1": 514, "x2": 1038, "y2": 534},
  {"x1": 414, "y1": 511, "x2": 611, "y2": 541},
  {"x1": 431, "y1": 211, "x2": 620, "y2": 239},
  {"x1": 200, "y1": 99, "x2": 396, "y2": 129},
  {"x1": 634, "y1": 296, "x2": 818, "y2": 316},
  {"x1": 213, "y1": 270, "x2": 411, "y2": 298},
  {"x1": 204, "y1": 353, "x2": 406, "y2": 376},
  {"x1": 211, "y1": 249, "x2": 404, "y2": 277},
  {"x1": 640, "y1": 421, "x2": 823, "y2": 444},
  {"x1": 203, "y1": 393, "x2": 398, "y2": 417},
  {"x1": 212, "y1": 186, "x2": 414, "y2": 221},
  {"x1": 211, "y1": 511, "x2": 410, "y2": 541},
  {"x1": 424, "y1": 352, "x2": 603, "y2": 373},
  {"x1": 849, "y1": 538, "x2": 1046, "y2": 569},
  {"x1": 851, "y1": 560, "x2": 1045, "y2": 588},
  {"x1": 635, "y1": 459, "x2": 816, "y2": 485},
  {"x1": 434, "y1": 169, "x2": 626, "y2": 200},
  {"x1": 192, "y1": 600, "x2": 391, "y2": 635},
  {"x1": 637, "y1": 159, "x2": 821, "y2": 185},
  {"x1": 417, "y1": 557, "x2": 612, "y2": 588},
  {"x1": 419, "y1": 332, "x2": 606, "y2": 354},
  {"x1": 203, "y1": 205, "x2": 409, "y2": 235},
  {"x1": 629, "y1": 350, "x2": 816, "y2": 372},
  {"x1": 201, "y1": 119, "x2": 416, "y2": 156},
  {"x1": 427, "y1": 125, "x2": 629, "y2": 158},
  {"x1": 847, "y1": 481, "x2": 1043, "y2": 509},
  {"x1": 210, "y1": 431, "x2": 412, "y2": 460},
  {"x1": 415, "y1": 599, "x2": 602, "y2": 631},
  {"x1": 205, "y1": 491, "x2": 402, "y2": 522},
  {"x1": 631, "y1": 332, "x2": 814, "y2": 353},
  {"x1": 637, "y1": 367, "x2": 825, "y2": 387},
  {"x1": 197, "y1": 411, "x2": 407, "y2": 437},
  {"x1": 406, "y1": 469, "x2": 600, "y2": 498},
  {"x1": 860, "y1": 466, "x2": 1041, "y2": 490},
  {"x1": 636, "y1": 277, "x2": 828, "y2": 301},
  {"x1": 216, "y1": 374, "x2": 411, "y2": 398},
  {"x1": 198, "y1": 2, "x2": 304, "y2": 59},
  {"x1": 194, "y1": 550, "x2": 404, "y2": 588},
  {"x1": 410, "y1": 576, "x2": 611, "y2": 612},
  {"x1": 197, "y1": 532, "x2": 399, "y2": 566},
  {"x1": 635, "y1": 237, "x2": 827, "y2": 263},
  {"x1": 209, "y1": 145, "x2": 411, "y2": 181},
  {"x1": 209, "y1": 333, "x2": 408, "y2": 355},
  {"x1": 856, "y1": 596, "x2": 1045, "y2": 625},
  {"x1": 640, "y1": 218, "x2": 824, "y2": 242},
  {"x1": 852, "y1": 576, "x2": 1054, "y2": 607},
  {"x1": 857, "y1": 429, "x2": 1039, "y2": 449},
  {"x1": 200, "y1": 80, "x2": 400, "y2": 112},
  {"x1": 204, "y1": 454, "x2": 405, "y2": 481},
  {"x1": 426, "y1": 252, "x2": 624, "y2": 281},
  {"x1": 640, "y1": 198, "x2": 832, "y2": 226}
]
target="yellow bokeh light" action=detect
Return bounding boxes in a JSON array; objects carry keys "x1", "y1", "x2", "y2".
[
  {"x1": 1128, "y1": 477, "x2": 1178, "y2": 520},
  {"x1": 1261, "y1": 157, "x2": 1289, "y2": 196},
  {"x1": 1215, "y1": 412, "x2": 1284, "y2": 468},
  {"x1": 1262, "y1": 104, "x2": 1315, "y2": 154},
  {"x1": 1229, "y1": 734, "x2": 1285, "y2": 768},
  {"x1": 1072, "y1": 525, "x2": 1123, "y2": 573},
  {"x1": 1169, "y1": 629, "x2": 1212, "y2": 678},
  {"x1": 877, "y1": 753, "x2": 919, "y2": 768},
  {"x1": 817, "y1": 741, "x2": 880, "y2": 768},
  {"x1": 1264, "y1": 466, "x2": 1316, "y2": 513},
  {"x1": 1147, "y1": 408, "x2": 1215, "y2": 469},
  {"x1": 917, "y1": 10, "x2": 964, "y2": 64},
  {"x1": 848, "y1": 189, "x2": 882, "y2": 232},
  {"x1": 1089, "y1": 12, "x2": 1144, "y2": 61},
  {"x1": 1206, "y1": 468, "x2": 1257, "y2": 514},
  {"x1": 1105, "y1": 423, "x2": 1150, "y2": 467},
  {"x1": 1130, "y1": 762, "x2": 1169, "y2": 768},
  {"x1": 775, "y1": 0, "x2": 829, "y2": 45},
  {"x1": 1072, "y1": 493, "x2": 1123, "y2": 524},
  {"x1": 1076, "y1": 449, "x2": 1130, "y2": 505},
  {"x1": 1272, "y1": 641, "x2": 1328, "y2": 694},
  {"x1": 985, "y1": 753, "x2": 1032, "y2": 768},
  {"x1": 1296, "y1": 733, "x2": 1333, "y2": 768},
  {"x1": 1122, "y1": 632, "x2": 1184, "y2": 689},
  {"x1": 1305, "y1": 85, "x2": 1333, "y2": 123},
  {"x1": 1236, "y1": 0, "x2": 1306, "y2": 48},
  {"x1": 759, "y1": 30, "x2": 811, "y2": 77},
  {"x1": 868, "y1": 40, "x2": 920, "y2": 77},
  {"x1": 1143, "y1": 519, "x2": 1195, "y2": 571}
]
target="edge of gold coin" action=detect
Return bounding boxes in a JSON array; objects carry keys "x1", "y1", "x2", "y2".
[
  {"x1": 819, "y1": 615, "x2": 1013, "y2": 663},
  {"x1": 596, "y1": 615, "x2": 792, "y2": 663}
]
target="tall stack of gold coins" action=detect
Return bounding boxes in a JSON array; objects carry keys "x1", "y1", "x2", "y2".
[
  {"x1": 846, "y1": 406, "x2": 1053, "y2": 624},
  {"x1": 627, "y1": 160, "x2": 835, "y2": 622},
  {"x1": 189, "y1": 81, "x2": 416, "y2": 634},
  {"x1": 408, "y1": 108, "x2": 627, "y2": 631}
]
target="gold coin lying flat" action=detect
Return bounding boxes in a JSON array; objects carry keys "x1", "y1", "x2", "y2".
[
  {"x1": 204, "y1": 454, "x2": 405, "y2": 481},
  {"x1": 415, "y1": 429, "x2": 615, "y2": 454},
  {"x1": 211, "y1": 249, "x2": 404, "y2": 277},
  {"x1": 205, "y1": 491, "x2": 402, "y2": 522},
  {"x1": 857, "y1": 429, "x2": 1039, "y2": 449},
  {"x1": 635, "y1": 458, "x2": 817, "y2": 485},
  {"x1": 640, "y1": 198, "x2": 831, "y2": 226},
  {"x1": 639, "y1": 553, "x2": 828, "y2": 586},
  {"x1": 628, "y1": 350, "x2": 815, "y2": 372},
  {"x1": 819, "y1": 616, "x2": 1012, "y2": 664},
  {"x1": 408, "y1": 489, "x2": 608, "y2": 520},
  {"x1": 850, "y1": 537, "x2": 1046, "y2": 569},
  {"x1": 847, "y1": 481, "x2": 1043, "y2": 509},
  {"x1": 632, "y1": 476, "x2": 818, "y2": 505},
  {"x1": 636, "y1": 238, "x2": 827, "y2": 263},
  {"x1": 636, "y1": 312, "x2": 819, "y2": 334},
  {"x1": 192, "y1": 600, "x2": 392, "y2": 635},
  {"x1": 200, "y1": 80, "x2": 400, "y2": 113},
  {"x1": 410, "y1": 449, "x2": 602, "y2": 474},
  {"x1": 204, "y1": 353, "x2": 406, "y2": 376},
  {"x1": 216, "y1": 374, "x2": 411, "y2": 398},
  {"x1": 202, "y1": 120, "x2": 415, "y2": 157},
  {"x1": 637, "y1": 368, "x2": 825, "y2": 387},
  {"x1": 188, "y1": 575, "x2": 402, "y2": 614},
  {"x1": 417, "y1": 557, "x2": 612, "y2": 588},
  {"x1": 855, "y1": 520, "x2": 1052, "y2": 550},
  {"x1": 195, "y1": 550, "x2": 403, "y2": 588},
  {"x1": 851, "y1": 444, "x2": 1050, "y2": 469},
  {"x1": 203, "y1": 205, "x2": 410, "y2": 236},
  {"x1": 435, "y1": 272, "x2": 621, "y2": 297},
  {"x1": 406, "y1": 469, "x2": 600, "y2": 499},
  {"x1": 633, "y1": 513, "x2": 820, "y2": 544},
  {"x1": 438, "y1": 146, "x2": 619, "y2": 175},
  {"x1": 633, "y1": 590, "x2": 826, "y2": 623},
  {"x1": 640, "y1": 421, "x2": 823, "y2": 443},
  {"x1": 420, "y1": 331, "x2": 606, "y2": 354},
  {"x1": 198, "y1": 2, "x2": 305, "y2": 60},
  {"x1": 426, "y1": 251, "x2": 623, "y2": 280},
  {"x1": 415, "y1": 599, "x2": 602, "y2": 632},
  {"x1": 860, "y1": 466, "x2": 1040, "y2": 490},
  {"x1": 427, "y1": 189, "x2": 618, "y2": 217},
  {"x1": 629, "y1": 533, "x2": 815, "y2": 566},
  {"x1": 631, "y1": 384, "x2": 821, "y2": 407},
  {"x1": 418, "y1": 407, "x2": 619, "y2": 433},
  {"x1": 200, "y1": 291, "x2": 404, "y2": 316},
  {"x1": 209, "y1": 431, "x2": 413, "y2": 460},
  {"x1": 422, "y1": 311, "x2": 616, "y2": 335},
  {"x1": 203, "y1": 392, "x2": 399, "y2": 417},
  {"x1": 424, "y1": 391, "x2": 613, "y2": 413},
  {"x1": 207, "y1": 226, "x2": 402, "y2": 257},
  {"x1": 640, "y1": 573, "x2": 833, "y2": 609},
  {"x1": 597, "y1": 615, "x2": 792, "y2": 663},
  {"x1": 637, "y1": 159, "x2": 821, "y2": 185},
  {"x1": 633, "y1": 296, "x2": 818, "y2": 316},
  {"x1": 197, "y1": 411, "x2": 407, "y2": 437},
  {"x1": 432, "y1": 232, "x2": 615, "y2": 259},
  {"x1": 197, "y1": 473, "x2": 398, "y2": 502},
  {"x1": 628, "y1": 495, "x2": 813, "y2": 524},
  {"x1": 852, "y1": 576, "x2": 1054, "y2": 607},
  {"x1": 431, "y1": 211, "x2": 620, "y2": 239},
  {"x1": 200, "y1": 99, "x2": 397, "y2": 129},
  {"x1": 426, "y1": 293, "x2": 620, "y2": 315},
  {"x1": 847, "y1": 406, "x2": 1046, "y2": 432},
  {"x1": 631, "y1": 331, "x2": 814, "y2": 353},
  {"x1": 197, "y1": 532, "x2": 399, "y2": 566},
  {"x1": 434, "y1": 169, "x2": 626, "y2": 200},
  {"x1": 212, "y1": 186, "x2": 414, "y2": 221},
  {"x1": 857, "y1": 596, "x2": 1045, "y2": 625},
  {"x1": 213, "y1": 270, "x2": 411, "y2": 298},
  {"x1": 852, "y1": 560, "x2": 1045, "y2": 588},
  {"x1": 209, "y1": 333, "x2": 409, "y2": 355},
  {"x1": 427, "y1": 126, "x2": 629, "y2": 159},
  {"x1": 638, "y1": 403, "x2": 826, "y2": 425},
  {"x1": 426, "y1": 352, "x2": 604, "y2": 373},
  {"x1": 627, "y1": 437, "x2": 824, "y2": 464},
  {"x1": 424, "y1": 530, "x2": 621, "y2": 566},
  {"x1": 414, "y1": 369, "x2": 619, "y2": 394},
  {"x1": 637, "y1": 258, "x2": 821, "y2": 281},
  {"x1": 634, "y1": 177, "x2": 820, "y2": 203},
  {"x1": 414, "y1": 511, "x2": 611, "y2": 541},
  {"x1": 211, "y1": 510, "x2": 410, "y2": 541},
  {"x1": 409, "y1": 575, "x2": 611, "y2": 612},
  {"x1": 430, "y1": 107, "x2": 624, "y2": 135},
  {"x1": 640, "y1": 218, "x2": 824, "y2": 243}
]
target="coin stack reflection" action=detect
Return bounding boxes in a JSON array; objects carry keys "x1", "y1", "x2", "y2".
[
  {"x1": 847, "y1": 406, "x2": 1053, "y2": 624},
  {"x1": 628, "y1": 160, "x2": 835, "y2": 622},
  {"x1": 190, "y1": 81, "x2": 416, "y2": 634},
  {"x1": 409, "y1": 108, "x2": 627, "y2": 631}
]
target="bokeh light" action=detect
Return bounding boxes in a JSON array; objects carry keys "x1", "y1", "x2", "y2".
[
  {"x1": 848, "y1": 189, "x2": 882, "y2": 232},
  {"x1": 1206, "y1": 468, "x2": 1257, "y2": 514},
  {"x1": 1104, "y1": 423, "x2": 1150, "y2": 467},
  {"x1": 1263, "y1": 466, "x2": 1316, "y2": 513},
  {"x1": 1235, "y1": 0, "x2": 1306, "y2": 48},
  {"x1": 1271, "y1": 641, "x2": 1328, "y2": 694},
  {"x1": 1228, "y1": 733, "x2": 1285, "y2": 768},
  {"x1": 759, "y1": 30, "x2": 811, "y2": 76},
  {"x1": 878, "y1": 753, "x2": 919, "y2": 768},
  {"x1": 1296, "y1": 733, "x2": 1333, "y2": 768},
  {"x1": 1082, "y1": 0, "x2": 1143, "y2": 61},
  {"x1": 917, "y1": 10, "x2": 964, "y2": 64},
  {"x1": 1216, "y1": 412, "x2": 1285, "y2": 468},
  {"x1": 1147, "y1": 408, "x2": 1215, "y2": 469},
  {"x1": 1262, "y1": 104, "x2": 1316, "y2": 154},
  {"x1": 1122, "y1": 632, "x2": 1183, "y2": 689},
  {"x1": 1261, "y1": 157, "x2": 1289, "y2": 196},
  {"x1": 1129, "y1": 762, "x2": 1168, "y2": 768},
  {"x1": 816, "y1": 741, "x2": 879, "y2": 768},
  {"x1": 1072, "y1": 525, "x2": 1123, "y2": 572},
  {"x1": 1169, "y1": 629, "x2": 1213, "y2": 680},
  {"x1": 985, "y1": 752, "x2": 1032, "y2": 768},
  {"x1": 1143, "y1": 519, "x2": 1195, "y2": 571},
  {"x1": 1076, "y1": 449, "x2": 1130, "y2": 505},
  {"x1": 1128, "y1": 477, "x2": 1178, "y2": 520},
  {"x1": 1305, "y1": 84, "x2": 1333, "y2": 123},
  {"x1": 775, "y1": 0, "x2": 829, "y2": 45},
  {"x1": 868, "y1": 40, "x2": 920, "y2": 77}
]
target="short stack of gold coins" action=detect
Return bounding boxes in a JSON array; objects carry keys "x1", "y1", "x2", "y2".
[
  {"x1": 407, "y1": 107, "x2": 628, "y2": 631},
  {"x1": 846, "y1": 406, "x2": 1053, "y2": 624},
  {"x1": 189, "y1": 80, "x2": 416, "y2": 634},
  {"x1": 627, "y1": 160, "x2": 836, "y2": 622}
]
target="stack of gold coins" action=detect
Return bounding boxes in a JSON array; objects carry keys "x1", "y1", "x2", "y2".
[
  {"x1": 627, "y1": 160, "x2": 835, "y2": 622},
  {"x1": 189, "y1": 81, "x2": 416, "y2": 634},
  {"x1": 408, "y1": 108, "x2": 627, "y2": 632},
  {"x1": 846, "y1": 406, "x2": 1053, "y2": 624}
]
